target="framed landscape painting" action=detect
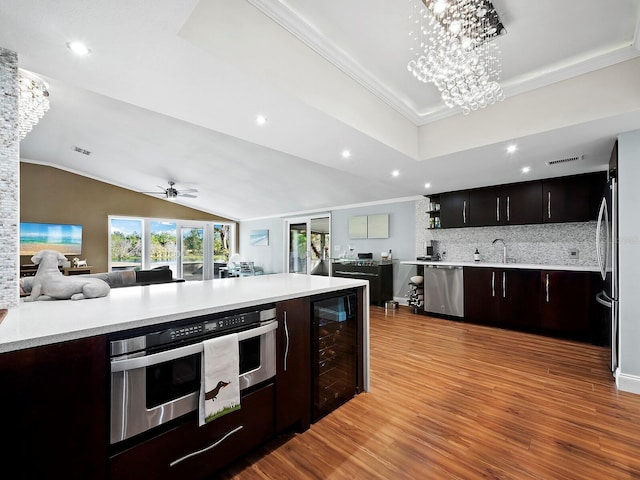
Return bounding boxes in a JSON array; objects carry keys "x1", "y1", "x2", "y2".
[{"x1": 250, "y1": 229, "x2": 269, "y2": 246}]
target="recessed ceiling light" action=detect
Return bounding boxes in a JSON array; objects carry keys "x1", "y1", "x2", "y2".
[
  {"x1": 256, "y1": 114, "x2": 267, "y2": 126},
  {"x1": 522, "y1": 166, "x2": 531, "y2": 173},
  {"x1": 424, "y1": 182, "x2": 431, "y2": 189},
  {"x1": 66, "y1": 41, "x2": 91, "y2": 56},
  {"x1": 392, "y1": 170, "x2": 400, "y2": 177},
  {"x1": 341, "y1": 150, "x2": 351, "y2": 159},
  {"x1": 506, "y1": 144, "x2": 517, "y2": 154}
]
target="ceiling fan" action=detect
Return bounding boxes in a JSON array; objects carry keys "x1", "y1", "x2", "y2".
[{"x1": 143, "y1": 181, "x2": 198, "y2": 199}]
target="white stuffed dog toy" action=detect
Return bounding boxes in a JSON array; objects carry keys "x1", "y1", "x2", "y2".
[{"x1": 24, "y1": 250, "x2": 110, "y2": 301}]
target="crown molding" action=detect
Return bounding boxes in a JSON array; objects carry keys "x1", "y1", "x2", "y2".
[
  {"x1": 246, "y1": 0, "x2": 425, "y2": 124},
  {"x1": 242, "y1": 195, "x2": 424, "y2": 222},
  {"x1": 248, "y1": 0, "x2": 640, "y2": 128}
]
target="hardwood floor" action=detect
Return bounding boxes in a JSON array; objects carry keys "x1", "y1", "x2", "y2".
[{"x1": 218, "y1": 306, "x2": 640, "y2": 479}]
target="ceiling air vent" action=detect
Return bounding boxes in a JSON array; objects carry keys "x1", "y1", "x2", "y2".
[
  {"x1": 546, "y1": 155, "x2": 583, "y2": 166},
  {"x1": 72, "y1": 145, "x2": 91, "y2": 156}
]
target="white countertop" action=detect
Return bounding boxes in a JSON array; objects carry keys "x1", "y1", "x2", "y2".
[
  {"x1": 0, "y1": 273, "x2": 368, "y2": 353},
  {"x1": 400, "y1": 260, "x2": 600, "y2": 272}
]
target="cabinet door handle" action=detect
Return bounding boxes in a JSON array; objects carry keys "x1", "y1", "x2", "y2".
[
  {"x1": 503, "y1": 271, "x2": 506, "y2": 298},
  {"x1": 507, "y1": 196, "x2": 510, "y2": 222},
  {"x1": 170, "y1": 425, "x2": 243, "y2": 467},
  {"x1": 491, "y1": 271, "x2": 495, "y2": 297},
  {"x1": 496, "y1": 197, "x2": 500, "y2": 222},
  {"x1": 545, "y1": 274, "x2": 550, "y2": 302},
  {"x1": 548, "y1": 192, "x2": 551, "y2": 219},
  {"x1": 463, "y1": 200, "x2": 467, "y2": 224},
  {"x1": 283, "y1": 311, "x2": 290, "y2": 372}
]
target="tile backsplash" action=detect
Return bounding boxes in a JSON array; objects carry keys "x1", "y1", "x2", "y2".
[{"x1": 415, "y1": 198, "x2": 598, "y2": 266}]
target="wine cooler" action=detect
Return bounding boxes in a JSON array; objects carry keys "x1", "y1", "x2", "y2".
[{"x1": 311, "y1": 291, "x2": 358, "y2": 422}]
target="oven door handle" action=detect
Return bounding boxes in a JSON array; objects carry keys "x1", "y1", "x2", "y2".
[{"x1": 110, "y1": 320, "x2": 278, "y2": 373}]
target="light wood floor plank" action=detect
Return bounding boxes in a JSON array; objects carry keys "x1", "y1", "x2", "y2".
[{"x1": 218, "y1": 306, "x2": 640, "y2": 479}]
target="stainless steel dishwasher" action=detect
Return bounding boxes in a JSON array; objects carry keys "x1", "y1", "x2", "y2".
[{"x1": 423, "y1": 265, "x2": 464, "y2": 317}]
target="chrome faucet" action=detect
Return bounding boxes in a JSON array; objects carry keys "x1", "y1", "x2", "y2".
[{"x1": 492, "y1": 238, "x2": 507, "y2": 263}]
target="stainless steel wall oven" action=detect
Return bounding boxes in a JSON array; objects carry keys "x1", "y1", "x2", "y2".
[{"x1": 109, "y1": 306, "x2": 277, "y2": 445}]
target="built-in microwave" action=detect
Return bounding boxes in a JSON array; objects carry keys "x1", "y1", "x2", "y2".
[{"x1": 109, "y1": 307, "x2": 277, "y2": 445}]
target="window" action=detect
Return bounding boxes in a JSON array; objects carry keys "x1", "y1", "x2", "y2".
[
  {"x1": 110, "y1": 218, "x2": 143, "y2": 271},
  {"x1": 214, "y1": 224, "x2": 231, "y2": 262},
  {"x1": 150, "y1": 221, "x2": 177, "y2": 276},
  {"x1": 108, "y1": 216, "x2": 236, "y2": 280}
]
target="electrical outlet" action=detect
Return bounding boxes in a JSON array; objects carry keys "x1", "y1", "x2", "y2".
[{"x1": 569, "y1": 248, "x2": 579, "y2": 260}]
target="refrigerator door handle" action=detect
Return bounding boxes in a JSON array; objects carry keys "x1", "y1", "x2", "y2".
[
  {"x1": 596, "y1": 290, "x2": 614, "y2": 308},
  {"x1": 595, "y1": 197, "x2": 608, "y2": 281}
]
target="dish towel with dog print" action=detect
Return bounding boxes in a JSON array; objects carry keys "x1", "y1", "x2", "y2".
[{"x1": 199, "y1": 333, "x2": 240, "y2": 426}]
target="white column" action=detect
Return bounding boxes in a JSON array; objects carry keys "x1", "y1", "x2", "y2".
[
  {"x1": 0, "y1": 47, "x2": 19, "y2": 309},
  {"x1": 617, "y1": 128, "x2": 640, "y2": 393}
]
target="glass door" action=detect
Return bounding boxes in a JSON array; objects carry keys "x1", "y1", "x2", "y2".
[
  {"x1": 288, "y1": 221, "x2": 308, "y2": 274},
  {"x1": 286, "y1": 215, "x2": 330, "y2": 276},
  {"x1": 181, "y1": 226, "x2": 204, "y2": 281}
]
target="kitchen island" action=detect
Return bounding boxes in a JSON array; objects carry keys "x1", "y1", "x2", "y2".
[
  {"x1": 0, "y1": 273, "x2": 369, "y2": 479},
  {"x1": 0, "y1": 273, "x2": 369, "y2": 353}
]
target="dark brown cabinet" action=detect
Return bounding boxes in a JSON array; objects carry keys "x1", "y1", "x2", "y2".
[
  {"x1": 463, "y1": 266, "x2": 500, "y2": 323},
  {"x1": 542, "y1": 172, "x2": 606, "y2": 224},
  {"x1": 469, "y1": 186, "x2": 502, "y2": 227},
  {"x1": 275, "y1": 298, "x2": 311, "y2": 434},
  {"x1": 541, "y1": 270, "x2": 591, "y2": 338},
  {"x1": 0, "y1": 336, "x2": 108, "y2": 479},
  {"x1": 332, "y1": 262, "x2": 392, "y2": 306},
  {"x1": 463, "y1": 266, "x2": 596, "y2": 341},
  {"x1": 501, "y1": 182, "x2": 543, "y2": 225},
  {"x1": 464, "y1": 267, "x2": 540, "y2": 329},
  {"x1": 110, "y1": 384, "x2": 274, "y2": 480},
  {"x1": 433, "y1": 172, "x2": 604, "y2": 228},
  {"x1": 439, "y1": 190, "x2": 470, "y2": 228}
]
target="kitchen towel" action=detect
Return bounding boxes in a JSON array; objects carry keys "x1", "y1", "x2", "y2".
[{"x1": 199, "y1": 333, "x2": 240, "y2": 426}]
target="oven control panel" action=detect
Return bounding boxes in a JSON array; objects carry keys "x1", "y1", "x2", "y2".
[
  {"x1": 112, "y1": 309, "x2": 267, "y2": 355},
  {"x1": 204, "y1": 313, "x2": 251, "y2": 332},
  {"x1": 170, "y1": 323, "x2": 205, "y2": 339}
]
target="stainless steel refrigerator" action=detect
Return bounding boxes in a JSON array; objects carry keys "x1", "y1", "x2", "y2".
[{"x1": 595, "y1": 174, "x2": 618, "y2": 376}]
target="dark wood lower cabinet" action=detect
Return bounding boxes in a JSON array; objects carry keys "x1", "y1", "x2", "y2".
[
  {"x1": 0, "y1": 336, "x2": 108, "y2": 479},
  {"x1": 541, "y1": 270, "x2": 591, "y2": 339},
  {"x1": 463, "y1": 267, "x2": 597, "y2": 342},
  {"x1": 463, "y1": 267, "x2": 539, "y2": 329},
  {"x1": 276, "y1": 298, "x2": 311, "y2": 434},
  {"x1": 110, "y1": 383, "x2": 274, "y2": 480},
  {"x1": 463, "y1": 267, "x2": 500, "y2": 324}
]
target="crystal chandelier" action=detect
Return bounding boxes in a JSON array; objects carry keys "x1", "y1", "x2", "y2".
[
  {"x1": 408, "y1": 0, "x2": 505, "y2": 115},
  {"x1": 17, "y1": 69, "x2": 50, "y2": 140}
]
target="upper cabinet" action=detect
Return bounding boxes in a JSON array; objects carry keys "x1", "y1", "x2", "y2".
[
  {"x1": 432, "y1": 172, "x2": 605, "y2": 229},
  {"x1": 439, "y1": 191, "x2": 470, "y2": 228},
  {"x1": 542, "y1": 172, "x2": 606, "y2": 224},
  {"x1": 469, "y1": 182, "x2": 542, "y2": 227}
]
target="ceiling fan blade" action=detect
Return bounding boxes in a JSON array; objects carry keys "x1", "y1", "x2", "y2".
[
  {"x1": 179, "y1": 194, "x2": 197, "y2": 198},
  {"x1": 178, "y1": 188, "x2": 198, "y2": 194},
  {"x1": 141, "y1": 191, "x2": 165, "y2": 195}
]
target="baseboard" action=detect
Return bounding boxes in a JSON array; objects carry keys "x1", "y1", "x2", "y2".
[
  {"x1": 616, "y1": 369, "x2": 640, "y2": 395},
  {"x1": 394, "y1": 296, "x2": 409, "y2": 306}
]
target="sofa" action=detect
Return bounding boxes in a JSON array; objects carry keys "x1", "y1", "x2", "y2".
[
  {"x1": 87, "y1": 267, "x2": 185, "y2": 287},
  {"x1": 20, "y1": 266, "x2": 184, "y2": 295}
]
